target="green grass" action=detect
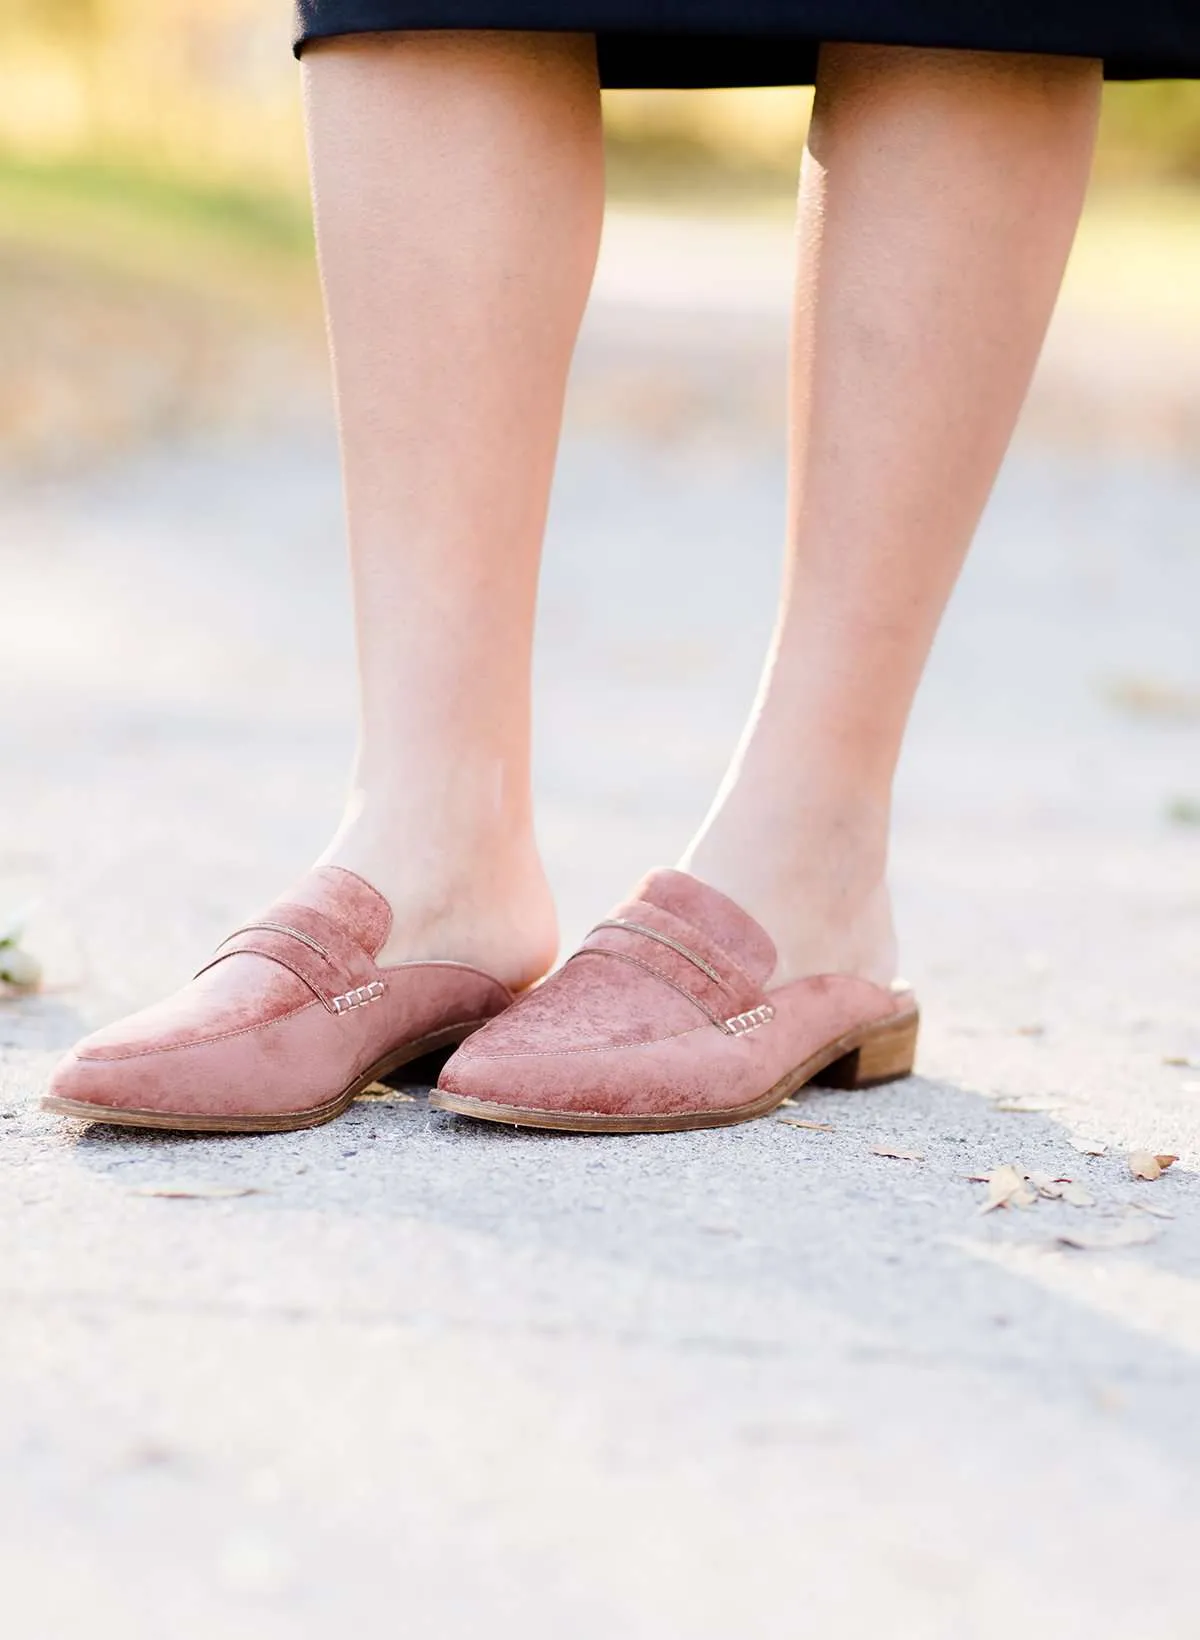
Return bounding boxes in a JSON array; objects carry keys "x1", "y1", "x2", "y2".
[
  {"x1": 0, "y1": 150, "x2": 319, "y2": 314},
  {"x1": 2, "y1": 146, "x2": 1199, "y2": 339},
  {"x1": 0, "y1": 151, "x2": 312, "y2": 248}
]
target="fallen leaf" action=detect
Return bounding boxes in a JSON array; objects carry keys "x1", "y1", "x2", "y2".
[
  {"x1": 778, "y1": 1117, "x2": 834, "y2": 1132},
  {"x1": 993, "y1": 1098, "x2": 1062, "y2": 1114},
  {"x1": 1014, "y1": 1024, "x2": 1045, "y2": 1037},
  {"x1": 1070, "y1": 1138, "x2": 1108, "y2": 1157},
  {"x1": 978, "y1": 1164, "x2": 1030, "y2": 1214},
  {"x1": 130, "y1": 1183, "x2": 261, "y2": 1200},
  {"x1": 1028, "y1": 1173, "x2": 1092, "y2": 1205},
  {"x1": 1129, "y1": 1152, "x2": 1178, "y2": 1181},
  {"x1": 1058, "y1": 1220, "x2": 1159, "y2": 1251},
  {"x1": 1163, "y1": 1056, "x2": 1194, "y2": 1068},
  {"x1": 357, "y1": 1085, "x2": 416, "y2": 1102},
  {"x1": 870, "y1": 1145, "x2": 925, "y2": 1162}
]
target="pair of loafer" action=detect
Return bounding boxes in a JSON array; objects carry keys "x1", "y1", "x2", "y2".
[{"x1": 44, "y1": 865, "x2": 918, "y2": 1135}]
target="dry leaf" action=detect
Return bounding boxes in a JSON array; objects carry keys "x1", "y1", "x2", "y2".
[
  {"x1": 972, "y1": 1166, "x2": 1086, "y2": 1209},
  {"x1": 1027, "y1": 1171, "x2": 1064, "y2": 1199},
  {"x1": 978, "y1": 1164, "x2": 1029, "y2": 1214},
  {"x1": 1070, "y1": 1138, "x2": 1108, "y2": 1157},
  {"x1": 1129, "y1": 1152, "x2": 1178, "y2": 1182},
  {"x1": 1058, "y1": 1220, "x2": 1159, "y2": 1251},
  {"x1": 993, "y1": 1098, "x2": 1061, "y2": 1114},
  {"x1": 778, "y1": 1117, "x2": 834, "y2": 1132},
  {"x1": 1014, "y1": 1024, "x2": 1045, "y2": 1037},
  {"x1": 357, "y1": 1085, "x2": 416, "y2": 1102},
  {"x1": 1163, "y1": 1056, "x2": 1194, "y2": 1068},
  {"x1": 870, "y1": 1145, "x2": 925, "y2": 1162},
  {"x1": 1029, "y1": 1173, "x2": 1092, "y2": 1205},
  {"x1": 131, "y1": 1182, "x2": 261, "y2": 1200}
]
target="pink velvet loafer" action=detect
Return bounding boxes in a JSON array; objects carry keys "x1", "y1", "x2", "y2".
[
  {"x1": 44, "y1": 865, "x2": 515, "y2": 1133},
  {"x1": 431, "y1": 868, "x2": 918, "y2": 1134}
]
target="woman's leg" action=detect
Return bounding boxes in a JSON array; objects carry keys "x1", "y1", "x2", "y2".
[
  {"x1": 302, "y1": 31, "x2": 603, "y2": 990},
  {"x1": 683, "y1": 46, "x2": 1101, "y2": 983}
]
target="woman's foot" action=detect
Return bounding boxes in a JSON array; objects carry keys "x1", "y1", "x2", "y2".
[
  {"x1": 681, "y1": 808, "x2": 899, "y2": 988},
  {"x1": 432, "y1": 867, "x2": 917, "y2": 1133},
  {"x1": 44, "y1": 866, "x2": 522, "y2": 1133},
  {"x1": 319, "y1": 802, "x2": 559, "y2": 993}
]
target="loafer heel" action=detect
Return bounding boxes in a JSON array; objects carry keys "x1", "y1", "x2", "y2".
[{"x1": 818, "y1": 1010, "x2": 919, "y2": 1090}]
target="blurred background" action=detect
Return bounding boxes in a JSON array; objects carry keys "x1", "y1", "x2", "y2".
[{"x1": 3, "y1": 2, "x2": 1200, "y2": 465}]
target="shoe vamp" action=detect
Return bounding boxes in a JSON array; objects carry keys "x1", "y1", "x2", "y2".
[
  {"x1": 460, "y1": 954, "x2": 711, "y2": 1057},
  {"x1": 74, "y1": 954, "x2": 312, "y2": 1060}
]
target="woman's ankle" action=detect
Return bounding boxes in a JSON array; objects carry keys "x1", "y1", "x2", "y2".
[
  {"x1": 319, "y1": 815, "x2": 558, "y2": 993},
  {"x1": 682, "y1": 809, "x2": 899, "y2": 987}
]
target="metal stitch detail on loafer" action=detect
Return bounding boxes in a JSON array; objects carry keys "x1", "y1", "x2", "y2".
[
  {"x1": 724, "y1": 1002, "x2": 775, "y2": 1036},
  {"x1": 331, "y1": 980, "x2": 385, "y2": 1015}
]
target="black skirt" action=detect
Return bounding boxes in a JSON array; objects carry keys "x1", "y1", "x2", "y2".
[{"x1": 292, "y1": 3, "x2": 1200, "y2": 85}]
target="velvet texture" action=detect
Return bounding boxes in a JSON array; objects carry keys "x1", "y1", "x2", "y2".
[
  {"x1": 48, "y1": 867, "x2": 513, "y2": 1120},
  {"x1": 439, "y1": 868, "x2": 914, "y2": 1118}
]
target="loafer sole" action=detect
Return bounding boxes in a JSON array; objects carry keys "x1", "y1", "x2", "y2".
[
  {"x1": 429, "y1": 1009, "x2": 919, "y2": 1133},
  {"x1": 42, "y1": 1019, "x2": 488, "y2": 1135}
]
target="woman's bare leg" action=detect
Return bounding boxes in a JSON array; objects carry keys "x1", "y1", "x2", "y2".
[
  {"x1": 302, "y1": 31, "x2": 602, "y2": 988},
  {"x1": 684, "y1": 47, "x2": 1101, "y2": 983}
]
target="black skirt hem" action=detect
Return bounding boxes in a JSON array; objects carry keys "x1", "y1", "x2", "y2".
[{"x1": 292, "y1": 4, "x2": 1200, "y2": 84}]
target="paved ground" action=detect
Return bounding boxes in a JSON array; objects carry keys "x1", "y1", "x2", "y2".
[{"x1": 2, "y1": 213, "x2": 1199, "y2": 1637}]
